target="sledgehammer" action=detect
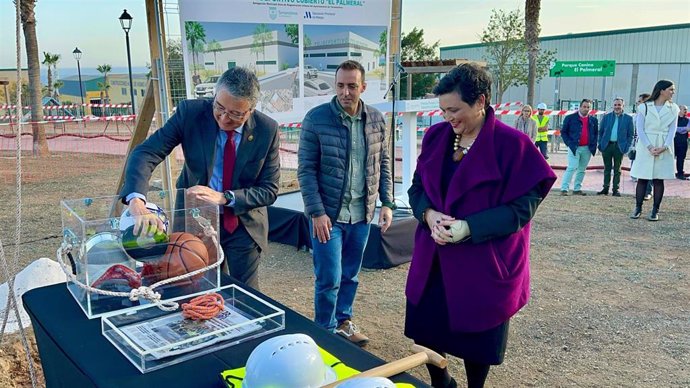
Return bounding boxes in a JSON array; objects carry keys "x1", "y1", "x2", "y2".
[{"x1": 321, "y1": 344, "x2": 448, "y2": 387}]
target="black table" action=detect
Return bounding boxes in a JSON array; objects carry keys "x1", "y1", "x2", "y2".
[{"x1": 23, "y1": 278, "x2": 428, "y2": 387}]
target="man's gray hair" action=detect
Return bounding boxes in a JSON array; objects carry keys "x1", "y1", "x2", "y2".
[
  {"x1": 613, "y1": 97, "x2": 625, "y2": 103},
  {"x1": 215, "y1": 67, "x2": 260, "y2": 107}
]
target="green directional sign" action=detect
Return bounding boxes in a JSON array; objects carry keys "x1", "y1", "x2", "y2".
[{"x1": 549, "y1": 60, "x2": 616, "y2": 77}]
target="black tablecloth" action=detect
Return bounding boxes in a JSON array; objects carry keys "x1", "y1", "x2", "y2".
[
  {"x1": 23, "y1": 277, "x2": 428, "y2": 388},
  {"x1": 268, "y1": 206, "x2": 418, "y2": 269}
]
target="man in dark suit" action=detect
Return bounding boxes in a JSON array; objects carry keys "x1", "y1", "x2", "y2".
[
  {"x1": 596, "y1": 97, "x2": 634, "y2": 196},
  {"x1": 559, "y1": 98, "x2": 599, "y2": 195},
  {"x1": 120, "y1": 67, "x2": 280, "y2": 289}
]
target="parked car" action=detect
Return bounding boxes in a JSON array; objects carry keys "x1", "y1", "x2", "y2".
[
  {"x1": 304, "y1": 79, "x2": 333, "y2": 97},
  {"x1": 195, "y1": 75, "x2": 220, "y2": 98},
  {"x1": 304, "y1": 65, "x2": 318, "y2": 79}
]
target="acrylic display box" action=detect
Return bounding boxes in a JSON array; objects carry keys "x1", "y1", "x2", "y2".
[
  {"x1": 60, "y1": 189, "x2": 222, "y2": 319},
  {"x1": 101, "y1": 284, "x2": 285, "y2": 373}
]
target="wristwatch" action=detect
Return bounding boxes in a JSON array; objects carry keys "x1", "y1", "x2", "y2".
[
  {"x1": 223, "y1": 190, "x2": 235, "y2": 206},
  {"x1": 381, "y1": 201, "x2": 398, "y2": 210}
]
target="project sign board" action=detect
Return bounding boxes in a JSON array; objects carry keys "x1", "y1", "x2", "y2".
[
  {"x1": 549, "y1": 60, "x2": 616, "y2": 77},
  {"x1": 179, "y1": 0, "x2": 392, "y2": 123}
]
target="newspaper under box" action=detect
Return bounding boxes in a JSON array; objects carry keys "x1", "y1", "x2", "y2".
[
  {"x1": 101, "y1": 284, "x2": 285, "y2": 373},
  {"x1": 60, "y1": 189, "x2": 221, "y2": 319}
]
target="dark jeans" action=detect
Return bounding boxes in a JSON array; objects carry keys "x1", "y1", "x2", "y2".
[
  {"x1": 535, "y1": 140, "x2": 548, "y2": 159},
  {"x1": 674, "y1": 132, "x2": 688, "y2": 177},
  {"x1": 601, "y1": 142, "x2": 624, "y2": 191}
]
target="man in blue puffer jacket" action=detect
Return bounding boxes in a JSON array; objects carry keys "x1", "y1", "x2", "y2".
[{"x1": 298, "y1": 60, "x2": 396, "y2": 346}]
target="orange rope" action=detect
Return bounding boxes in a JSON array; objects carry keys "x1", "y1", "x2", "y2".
[{"x1": 181, "y1": 293, "x2": 225, "y2": 320}]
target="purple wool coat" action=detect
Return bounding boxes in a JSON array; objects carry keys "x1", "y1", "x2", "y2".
[{"x1": 406, "y1": 107, "x2": 556, "y2": 332}]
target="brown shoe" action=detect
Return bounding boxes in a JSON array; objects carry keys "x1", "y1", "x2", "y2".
[
  {"x1": 573, "y1": 190, "x2": 587, "y2": 196},
  {"x1": 336, "y1": 320, "x2": 369, "y2": 347}
]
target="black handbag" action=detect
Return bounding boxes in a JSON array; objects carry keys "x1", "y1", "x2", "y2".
[{"x1": 628, "y1": 147, "x2": 636, "y2": 160}]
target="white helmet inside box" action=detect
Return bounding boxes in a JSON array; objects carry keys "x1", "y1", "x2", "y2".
[
  {"x1": 243, "y1": 334, "x2": 337, "y2": 388},
  {"x1": 537, "y1": 103, "x2": 547, "y2": 110},
  {"x1": 337, "y1": 376, "x2": 396, "y2": 388}
]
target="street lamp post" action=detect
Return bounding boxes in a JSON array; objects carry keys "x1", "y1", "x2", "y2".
[
  {"x1": 72, "y1": 47, "x2": 85, "y2": 113},
  {"x1": 119, "y1": 9, "x2": 136, "y2": 115}
]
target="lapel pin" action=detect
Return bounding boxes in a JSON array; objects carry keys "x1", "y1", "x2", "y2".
[{"x1": 248, "y1": 134, "x2": 254, "y2": 141}]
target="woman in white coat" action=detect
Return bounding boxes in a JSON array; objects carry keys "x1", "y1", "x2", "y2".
[{"x1": 629, "y1": 80, "x2": 680, "y2": 221}]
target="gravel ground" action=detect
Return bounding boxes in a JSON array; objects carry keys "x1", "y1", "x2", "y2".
[{"x1": 1, "y1": 154, "x2": 688, "y2": 387}]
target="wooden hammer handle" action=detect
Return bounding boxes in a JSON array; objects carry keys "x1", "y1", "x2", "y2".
[{"x1": 322, "y1": 353, "x2": 432, "y2": 388}]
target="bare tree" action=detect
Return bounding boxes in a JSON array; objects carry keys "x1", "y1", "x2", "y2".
[
  {"x1": 525, "y1": 0, "x2": 542, "y2": 106},
  {"x1": 480, "y1": 8, "x2": 555, "y2": 104}
]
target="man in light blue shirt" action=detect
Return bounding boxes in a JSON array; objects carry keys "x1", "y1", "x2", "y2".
[{"x1": 597, "y1": 97, "x2": 634, "y2": 196}]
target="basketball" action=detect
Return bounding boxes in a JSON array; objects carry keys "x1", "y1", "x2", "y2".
[{"x1": 157, "y1": 232, "x2": 210, "y2": 282}]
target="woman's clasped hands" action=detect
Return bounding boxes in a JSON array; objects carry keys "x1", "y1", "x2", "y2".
[{"x1": 424, "y1": 208, "x2": 471, "y2": 245}]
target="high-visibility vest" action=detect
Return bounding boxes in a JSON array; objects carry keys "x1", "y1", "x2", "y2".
[
  {"x1": 532, "y1": 114, "x2": 550, "y2": 142},
  {"x1": 220, "y1": 346, "x2": 416, "y2": 388}
]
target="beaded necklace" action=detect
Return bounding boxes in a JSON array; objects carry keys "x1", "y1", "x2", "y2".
[{"x1": 452, "y1": 134, "x2": 475, "y2": 162}]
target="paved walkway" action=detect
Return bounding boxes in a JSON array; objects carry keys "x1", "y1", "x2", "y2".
[
  {"x1": 545, "y1": 148, "x2": 690, "y2": 198},
  {"x1": 391, "y1": 144, "x2": 690, "y2": 199}
]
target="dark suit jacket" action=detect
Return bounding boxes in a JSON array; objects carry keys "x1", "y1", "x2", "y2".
[
  {"x1": 597, "y1": 112, "x2": 634, "y2": 153},
  {"x1": 561, "y1": 112, "x2": 599, "y2": 156},
  {"x1": 120, "y1": 99, "x2": 280, "y2": 252}
]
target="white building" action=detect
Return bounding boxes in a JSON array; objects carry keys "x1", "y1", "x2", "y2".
[
  {"x1": 440, "y1": 23, "x2": 690, "y2": 110},
  {"x1": 304, "y1": 31, "x2": 380, "y2": 72},
  {"x1": 203, "y1": 29, "x2": 298, "y2": 74}
]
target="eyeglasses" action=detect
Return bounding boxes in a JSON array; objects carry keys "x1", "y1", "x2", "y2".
[{"x1": 213, "y1": 100, "x2": 251, "y2": 120}]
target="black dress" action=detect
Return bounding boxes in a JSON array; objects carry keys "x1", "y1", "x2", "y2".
[{"x1": 405, "y1": 143, "x2": 543, "y2": 365}]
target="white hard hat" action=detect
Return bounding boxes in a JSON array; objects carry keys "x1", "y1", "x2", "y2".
[
  {"x1": 243, "y1": 334, "x2": 337, "y2": 388},
  {"x1": 337, "y1": 377, "x2": 396, "y2": 388},
  {"x1": 537, "y1": 103, "x2": 547, "y2": 110}
]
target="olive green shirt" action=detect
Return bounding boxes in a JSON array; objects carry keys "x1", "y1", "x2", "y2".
[{"x1": 336, "y1": 100, "x2": 366, "y2": 224}]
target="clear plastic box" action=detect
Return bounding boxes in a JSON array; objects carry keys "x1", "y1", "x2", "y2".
[
  {"x1": 101, "y1": 284, "x2": 285, "y2": 373},
  {"x1": 60, "y1": 189, "x2": 221, "y2": 319}
]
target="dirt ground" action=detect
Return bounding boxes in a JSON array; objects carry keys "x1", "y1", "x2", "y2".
[{"x1": 0, "y1": 154, "x2": 689, "y2": 387}]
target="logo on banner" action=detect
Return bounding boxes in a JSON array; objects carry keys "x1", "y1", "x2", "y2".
[
  {"x1": 304, "y1": 11, "x2": 313, "y2": 19},
  {"x1": 269, "y1": 7, "x2": 277, "y2": 20}
]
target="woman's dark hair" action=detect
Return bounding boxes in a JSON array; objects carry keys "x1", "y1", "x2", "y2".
[
  {"x1": 649, "y1": 80, "x2": 674, "y2": 102},
  {"x1": 433, "y1": 63, "x2": 492, "y2": 108}
]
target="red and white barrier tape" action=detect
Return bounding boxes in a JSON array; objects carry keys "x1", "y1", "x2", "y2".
[
  {"x1": 0, "y1": 103, "x2": 132, "y2": 110},
  {"x1": 491, "y1": 101, "x2": 522, "y2": 109},
  {"x1": 417, "y1": 109, "x2": 606, "y2": 117},
  {"x1": 0, "y1": 115, "x2": 136, "y2": 123}
]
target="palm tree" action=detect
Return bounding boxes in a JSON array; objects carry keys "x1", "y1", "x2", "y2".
[
  {"x1": 185, "y1": 22, "x2": 206, "y2": 76},
  {"x1": 525, "y1": 0, "x2": 542, "y2": 106},
  {"x1": 53, "y1": 80, "x2": 63, "y2": 99},
  {"x1": 17, "y1": 0, "x2": 49, "y2": 156},
  {"x1": 42, "y1": 52, "x2": 60, "y2": 98},
  {"x1": 206, "y1": 40, "x2": 222, "y2": 72},
  {"x1": 96, "y1": 64, "x2": 112, "y2": 105},
  {"x1": 252, "y1": 24, "x2": 272, "y2": 74}
]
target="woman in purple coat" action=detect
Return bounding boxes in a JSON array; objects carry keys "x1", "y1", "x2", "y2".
[{"x1": 405, "y1": 64, "x2": 556, "y2": 388}]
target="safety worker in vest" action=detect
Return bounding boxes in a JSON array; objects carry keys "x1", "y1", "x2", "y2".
[{"x1": 533, "y1": 103, "x2": 550, "y2": 159}]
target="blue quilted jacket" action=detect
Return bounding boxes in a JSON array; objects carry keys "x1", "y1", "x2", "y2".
[{"x1": 297, "y1": 97, "x2": 394, "y2": 223}]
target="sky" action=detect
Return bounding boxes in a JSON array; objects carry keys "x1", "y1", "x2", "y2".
[{"x1": 0, "y1": 0, "x2": 688, "y2": 76}]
